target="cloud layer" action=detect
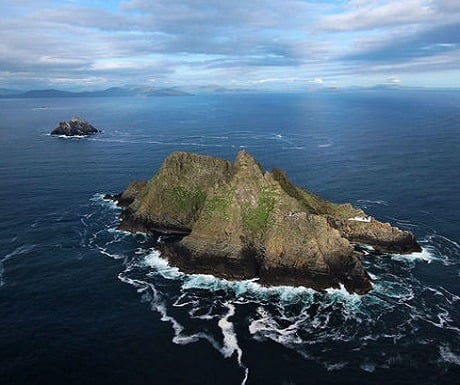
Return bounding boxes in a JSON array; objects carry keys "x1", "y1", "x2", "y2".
[{"x1": 0, "y1": 0, "x2": 459, "y2": 89}]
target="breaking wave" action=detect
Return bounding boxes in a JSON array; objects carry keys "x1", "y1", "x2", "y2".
[{"x1": 86, "y1": 193, "x2": 460, "y2": 383}]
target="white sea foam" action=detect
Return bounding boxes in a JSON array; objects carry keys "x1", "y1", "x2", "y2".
[
  {"x1": 142, "y1": 251, "x2": 373, "y2": 311},
  {"x1": 95, "y1": 244, "x2": 125, "y2": 260},
  {"x1": 90, "y1": 193, "x2": 121, "y2": 210},
  {"x1": 91, "y1": 204, "x2": 460, "y2": 378},
  {"x1": 281, "y1": 146, "x2": 305, "y2": 150},
  {"x1": 390, "y1": 247, "x2": 435, "y2": 264},
  {"x1": 357, "y1": 199, "x2": 388, "y2": 206},
  {"x1": 248, "y1": 307, "x2": 304, "y2": 345},
  {"x1": 143, "y1": 250, "x2": 182, "y2": 279},
  {"x1": 273, "y1": 133, "x2": 296, "y2": 147},
  {"x1": 435, "y1": 234, "x2": 460, "y2": 249},
  {"x1": 118, "y1": 256, "x2": 250, "y2": 385},
  {"x1": 183, "y1": 272, "x2": 321, "y2": 303},
  {"x1": 368, "y1": 272, "x2": 378, "y2": 280},
  {"x1": 52, "y1": 134, "x2": 88, "y2": 139},
  {"x1": 325, "y1": 283, "x2": 354, "y2": 297},
  {"x1": 421, "y1": 233, "x2": 460, "y2": 266},
  {"x1": 142, "y1": 251, "x2": 319, "y2": 302},
  {"x1": 119, "y1": 271, "x2": 188, "y2": 338},
  {"x1": 439, "y1": 345, "x2": 460, "y2": 366},
  {"x1": 182, "y1": 273, "x2": 261, "y2": 296},
  {"x1": 218, "y1": 302, "x2": 248, "y2": 384},
  {"x1": 0, "y1": 244, "x2": 36, "y2": 287},
  {"x1": 89, "y1": 137, "x2": 229, "y2": 148},
  {"x1": 132, "y1": 251, "x2": 369, "y2": 381},
  {"x1": 387, "y1": 216, "x2": 419, "y2": 228},
  {"x1": 324, "y1": 361, "x2": 347, "y2": 371},
  {"x1": 360, "y1": 362, "x2": 376, "y2": 372},
  {"x1": 373, "y1": 280, "x2": 414, "y2": 302},
  {"x1": 416, "y1": 308, "x2": 460, "y2": 333}
]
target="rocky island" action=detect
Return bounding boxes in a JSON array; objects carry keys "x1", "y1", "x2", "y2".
[
  {"x1": 51, "y1": 116, "x2": 99, "y2": 136},
  {"x1": 107, "y1": 150, "x2": 421, "y2": 294}
]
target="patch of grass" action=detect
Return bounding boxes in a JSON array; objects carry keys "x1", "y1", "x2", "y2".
[
  {"x1": 202, "y1": 186, "x2": 235, "y2": 220},
  {"x1": 243, "y1": 188, "x2": 276, "y2": 233},
  {"x1": 205, "y1": 197, "x2": 231, "y2": 220},
  {"x1": 171, "y1": 186, "x2": 207, "y2": 213}
]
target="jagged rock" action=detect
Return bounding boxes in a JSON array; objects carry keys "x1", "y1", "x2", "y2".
[
  {"x1": 51, "y1": 116, "x2": 99, "y2": 136},
  {"x1": 327, "y1": 217, "x2": 420, "y2": 254},
  {"x1": 110, "y1": 150, "x2": 422, "y2": 294}
]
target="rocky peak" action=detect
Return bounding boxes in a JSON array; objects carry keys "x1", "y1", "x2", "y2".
[
  {"x1": 159, "y1": 151, "x2": 233, "y2": 187},
  {"x1": 70, "y1": 116, "x2": 86, "y2": 123},
  {"x1": 234, "y1": 150, "x2": 264, "y2": 175},
  {"x1": 50, "y1": 116, "x2": 99, "y2": 136}
]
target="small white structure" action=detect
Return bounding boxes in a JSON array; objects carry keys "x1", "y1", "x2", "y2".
[{"x1": 348, "y1": 215, "x2": 372, "y2": 223}]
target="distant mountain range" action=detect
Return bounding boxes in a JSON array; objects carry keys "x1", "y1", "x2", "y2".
[
  {"x1": 1, "y1": 85, "x2": 457, "y2": 98},
  {"x1": 0, "y1": 86, "x2": 193, "y2": 98}
]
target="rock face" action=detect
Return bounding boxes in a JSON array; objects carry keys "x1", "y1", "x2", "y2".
[
  {"x1": 112, "y1": 150, "x2": 421, "y2": 294},
  {"x1": 51, "y1": 116, "x2": 99, "y2": 136}
]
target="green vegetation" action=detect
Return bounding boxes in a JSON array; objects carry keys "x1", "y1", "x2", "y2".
[
  {"x1": 203, "y1": 188, "x2": 234, "y2": 220},
  {"x1": 243, "y1": 188, "x2": 276, "y2": 233},
  {"x1": 171, "y1": 186, "x2": 207, "y2": 214}
]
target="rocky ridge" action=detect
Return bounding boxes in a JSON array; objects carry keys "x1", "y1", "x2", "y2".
[
  {"x1": 108, "y1": 150, "x2": 421, "y2": 294},
  {"x1": 51, "y1": 116, "x2": 99, "y2": 136}
]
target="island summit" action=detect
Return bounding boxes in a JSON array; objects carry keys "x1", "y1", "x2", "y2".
[{"x1": 106, "y1": 150, "x2": 421, "y2": 294}]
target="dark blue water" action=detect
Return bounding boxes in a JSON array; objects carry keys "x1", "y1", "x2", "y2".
[{"x1": 1, "y1": 91, "x2": 459, "y2": 385}]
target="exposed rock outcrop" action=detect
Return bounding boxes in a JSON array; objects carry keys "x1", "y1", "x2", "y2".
[
  {"x1": 51, "y1": 116, "x2": 99, "y2": 136},
  {"x1": 110, "y1": 150, "x2": 421, "y2": 294}
]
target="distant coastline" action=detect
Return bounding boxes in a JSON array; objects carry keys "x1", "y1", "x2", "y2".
[
  {"x1": 1, "y1": 85, "x2": 459, "y2": 99},
  {"x1": 0, "y1": 86, "x2": 192, "y2": 99}
]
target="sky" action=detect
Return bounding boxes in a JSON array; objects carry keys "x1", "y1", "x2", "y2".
[{"x1": 0, "y1": 0, "x2": 459, "y2": 90}]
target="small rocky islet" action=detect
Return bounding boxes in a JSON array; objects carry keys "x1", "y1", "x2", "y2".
[
  {"x1": 50, "y1": 116, "x2": 99, "y2": 136},
  {"x1": 106, "y1": 150, "x2": 421, "y2": 294}
]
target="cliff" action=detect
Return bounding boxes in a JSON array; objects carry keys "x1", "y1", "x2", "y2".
[{"x1": 110, "y1": 150, "x2": 421, "y2": 294}]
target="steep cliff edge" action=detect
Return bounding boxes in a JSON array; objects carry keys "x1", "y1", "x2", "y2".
[{"x1": 110, "y1": 150, "x2": 421, "y2": 294}]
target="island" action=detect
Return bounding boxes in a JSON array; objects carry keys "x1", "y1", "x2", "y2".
[
  {"x1": 51, "y1": 116, "x2": 99, "y2": 136},
  {"x1": 106, "y1": 150, "x2": 421, "y2": 294}
]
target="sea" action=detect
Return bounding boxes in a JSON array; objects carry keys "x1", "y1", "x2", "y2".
[{"x1": 0, "y1": 90, "x2": 459, "y2": 385}]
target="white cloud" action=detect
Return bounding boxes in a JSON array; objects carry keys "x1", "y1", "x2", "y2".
[
  {"x1": 308, "y1": 77, "x2": 324, "y2": 84},
  {"x1": 0, "y1": 0, "x2": 459, "y2": 89},
  {"x1": 319, "y1": 0, "x2": 435, "y2": 31},
  {"x1": 386, "y1": 76, "x2": 401, "y2": 84},
  {"x1": 249, "y1": 77, "x2": 306, "y2": 84}
]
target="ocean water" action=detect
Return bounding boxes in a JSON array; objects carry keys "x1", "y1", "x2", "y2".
[{"x1": 0, "y1": 91, "x2": 459, "y2": 385}]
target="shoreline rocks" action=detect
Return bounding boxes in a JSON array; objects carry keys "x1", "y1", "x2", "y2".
[
  {"x1": 108, "y1": 150, "x2": 421, "y2": 294},
  {"x1": 51, "y1": 116, "x2": 99, "y2": 136}
]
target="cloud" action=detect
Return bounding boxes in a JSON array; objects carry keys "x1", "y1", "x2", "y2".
[
  {"x1": 318, "y1": 0, "x2": 435, "y2": 31},
  {"x1": 386, "y1": 76, "x2": 400, "y2": 84},
  {"x1": 308, "y1": 77, "x2": 324, "y2": 84},
  {"x1": 0, "y1": 0, "x2": 459, "y2": 89},
  {"x1": 120, "y1": 0, "x2": 317, "y2": 31},
  {"x1": 435, "y1": 0, "x2": 460, "y2": 12},
  {"x1": 343, "y1": 22, "x2": 460, "y2": 63}
]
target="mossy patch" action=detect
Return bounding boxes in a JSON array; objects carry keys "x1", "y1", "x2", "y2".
[
  {"x1": 171, "y1": 186, "x2": 207, "y2": 214},
  {"x1": 202, "y1": 187, "x2": 235, "y2": 221},
  {"x1": 243, "y1": 187, "x2": 276, "y2": 233}
]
